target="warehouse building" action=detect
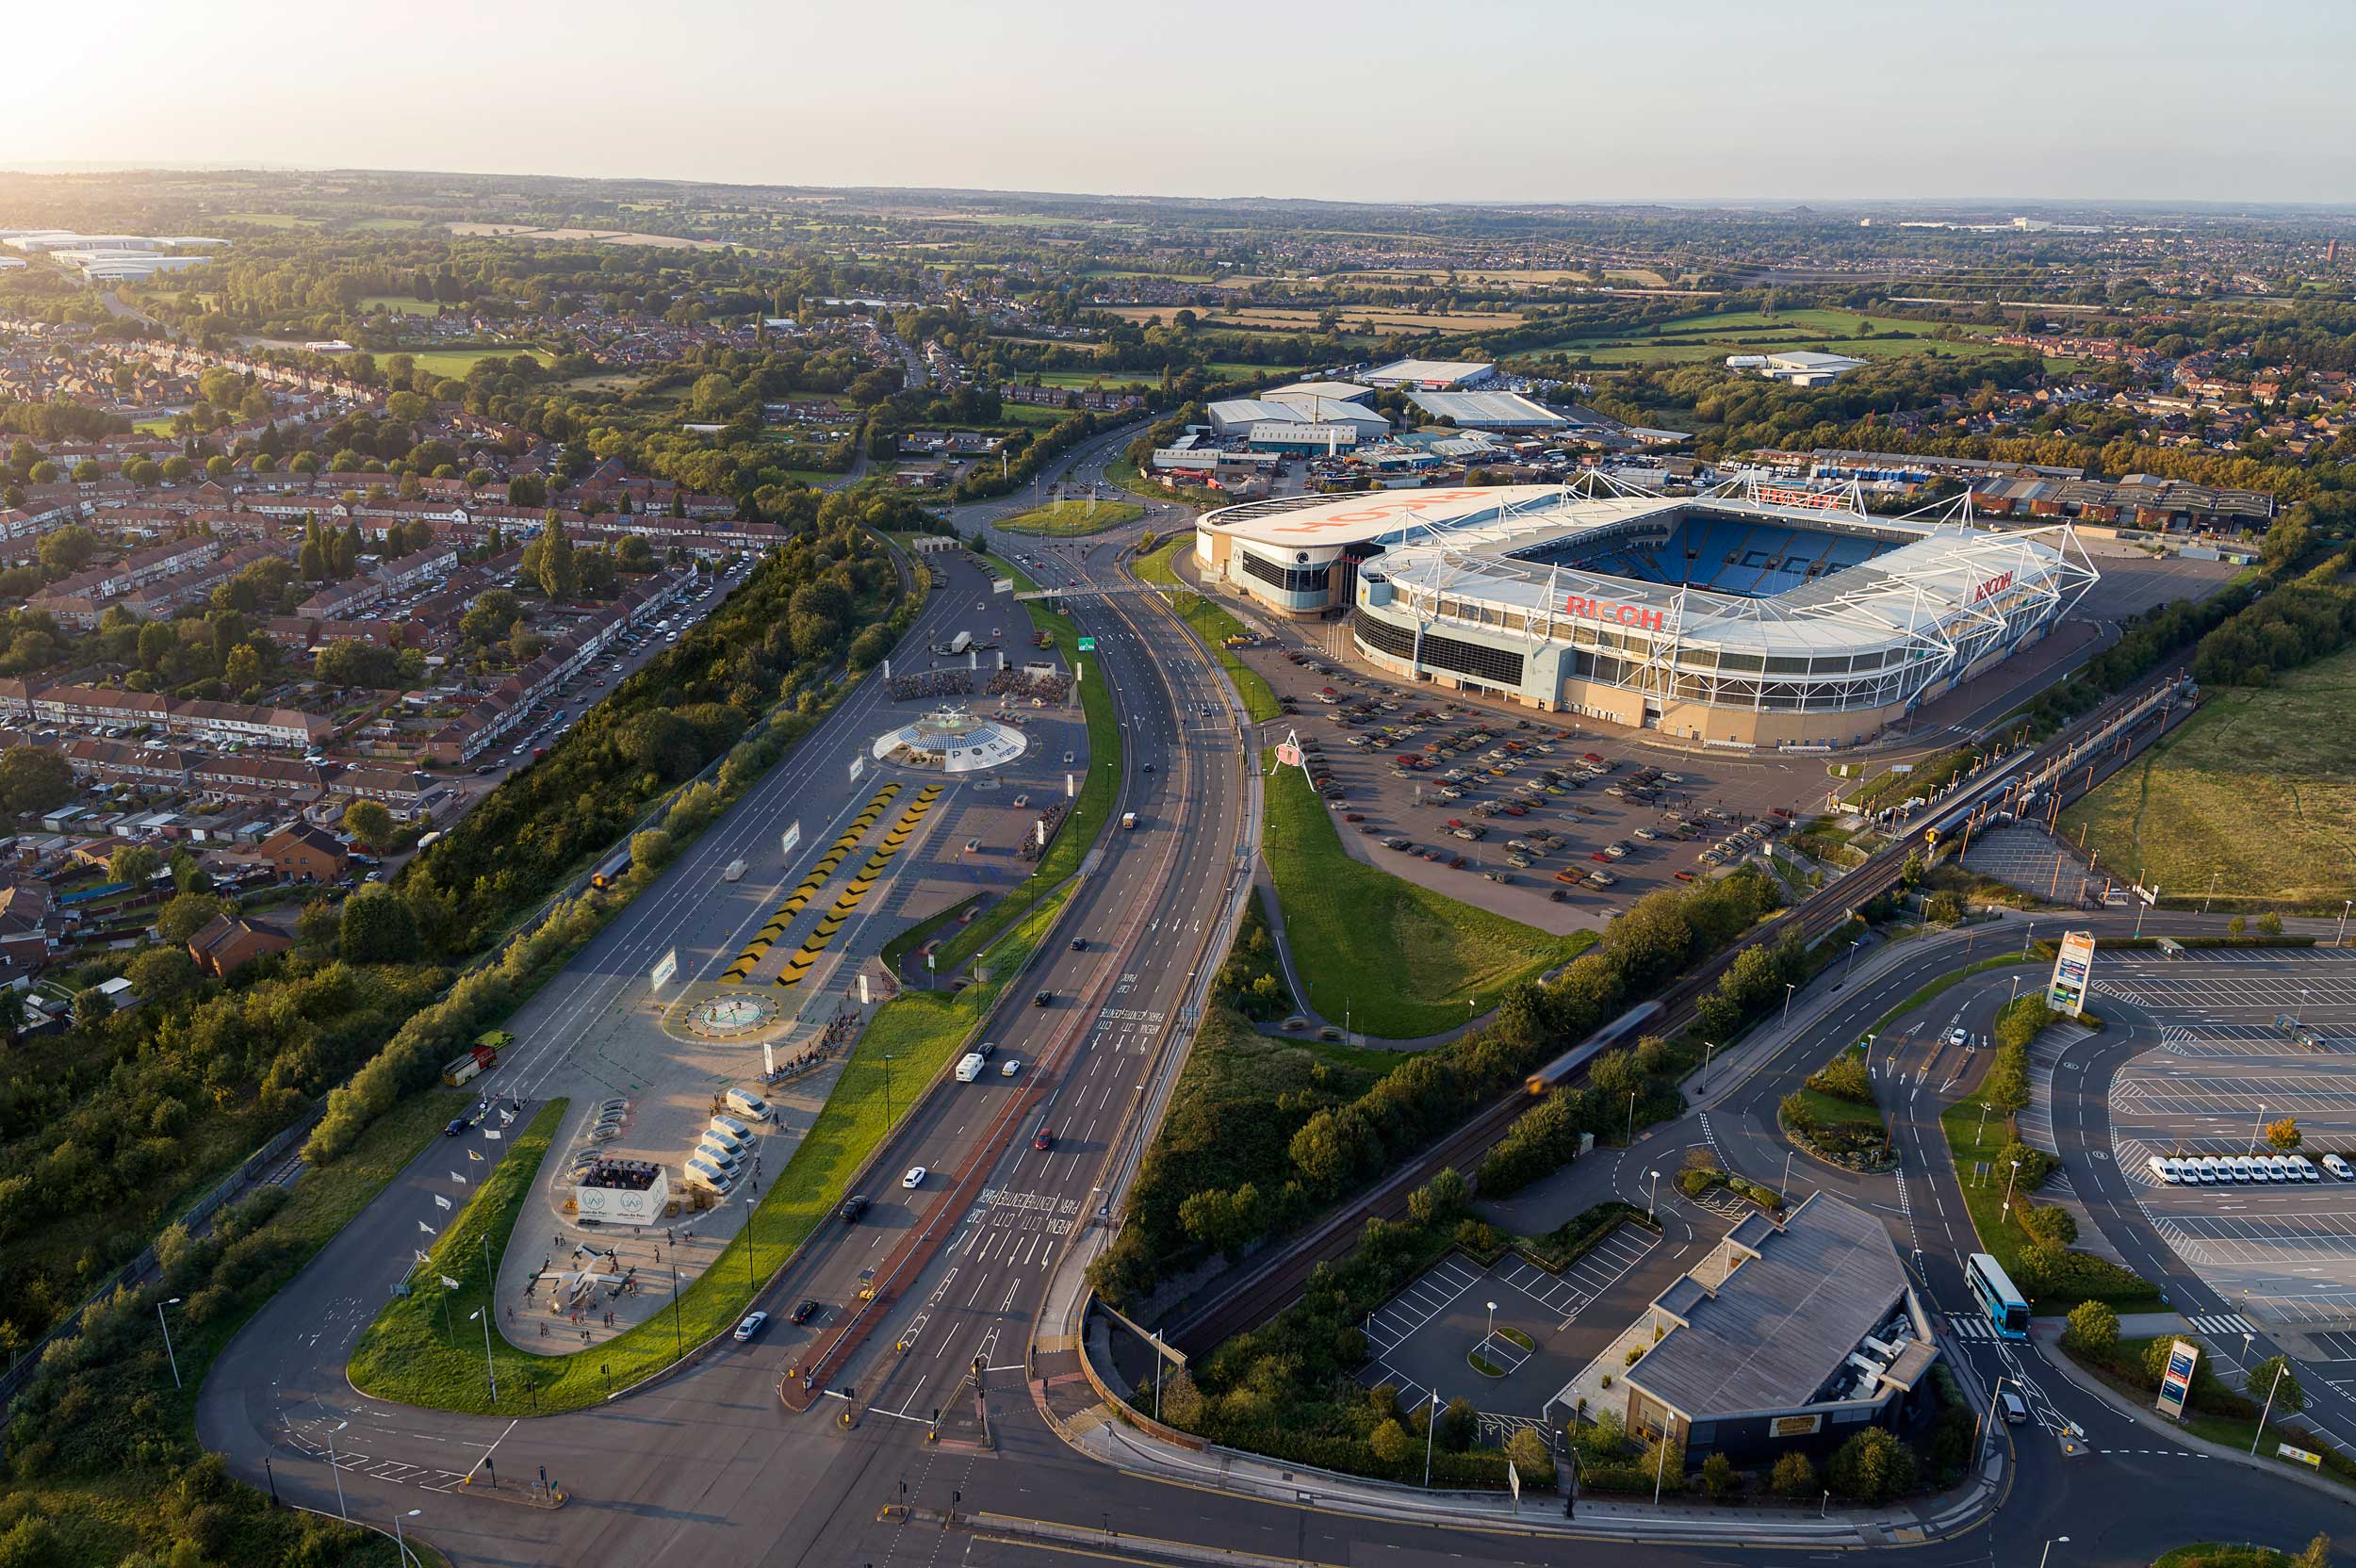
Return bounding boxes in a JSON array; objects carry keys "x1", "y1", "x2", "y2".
[
  {"x1": 1598, "y1": 1194, "x2": 1941, "y2": 1464},
  {"x1": 1407, "y1": 389, "x2": 1569, "y2": 432},
  {"x1": 1360, "y1": 358, "x2": 1497, "y2": 390}
]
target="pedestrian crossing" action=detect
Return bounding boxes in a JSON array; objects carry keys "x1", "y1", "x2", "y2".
[{"x1": 1947, "y1": 1308, "x2": 2254, "y2": 1339}]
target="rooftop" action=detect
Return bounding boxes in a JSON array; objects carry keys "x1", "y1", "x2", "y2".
[{"x1": 1626, "y1": 1193, "x2": 1916, "y2": 1419}]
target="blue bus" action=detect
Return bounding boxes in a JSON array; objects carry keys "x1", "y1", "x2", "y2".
[{"x1": 1965, "y1": 1252, "x2": 2030, "y2": 1340}]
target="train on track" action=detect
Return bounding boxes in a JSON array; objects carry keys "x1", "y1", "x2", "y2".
[{"x1": 1525, "y1": 1000, "x2": 1664, "y2": 1095}]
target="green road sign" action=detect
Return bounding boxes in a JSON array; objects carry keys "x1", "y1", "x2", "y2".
[{"x1": 1076, "y1": 636, "x2": 1096, "y2": 651}]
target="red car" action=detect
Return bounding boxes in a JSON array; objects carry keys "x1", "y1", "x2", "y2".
[
  {"x1": 1448, "y1": 854, "x2": 1467, "y2": 869},
  {"x1": 1034, "y1": 1128, "x2": 1055, "y2": 1151},
  {"x1": 1344, "y1": 812, "x2": 1365, "y2": 822}
]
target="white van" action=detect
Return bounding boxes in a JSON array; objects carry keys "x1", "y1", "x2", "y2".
[
  {"x1": 702, "y1": 1120, "x2": 751, "y2": 1157},
  {"x1": 683, "y1": 1156, "x2": 733, "y2": 1192},
  {"x1": 726, "y1": 1088, "x2": 773, "y2": 1122},
  {"x1": 2148, "y1": 1155, "x2": 2175, "y2": 1184},
  {"x1": 695, "y1": 1138, "x2": 743, "y2": 1173},
  {"x1": 2326, "y1": 1153, "x2": 2355, "y2": 1181},
  {"x1": 2231, "y1": 1156, "x2": 2257, "y2": 1182},
  {"x1": 710, "y1": 1114, "x2": 753, "y2": 1144}
]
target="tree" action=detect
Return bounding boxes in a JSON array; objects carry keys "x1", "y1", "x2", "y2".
[
  {"x1": 1438, "y1": 1396, "x2": 1478, "y2": 1451},
  {"x1": 2294, "y1": 1534, "x2": 2334, "y2": 1568},
  {"x1": 125, "y1": 946, "x2": 199, "y2": 1005},
  {"x1": 1826, "y1": 1426, "x2": 1918, "y2": 1504},
  {"x1": 1505, "y1": 1425, "x2": 1552, "y2": 1478},
  {"x1": 37, "y1": 525, "x2": 96, "y2": 576},
  {"x1": 108, "y1": 844, "x2": 162, "y2": 888},
  {"x1": 2267, "y1": 1117, "x2": 2303, "y2": 1151},
  {"x1": 295, "y1": 896, "x2": 340, "y2": 956},
  {"x1": 1770, "y1": 1448, "x2": 1817, "y2": 1500},
  {"x1": 2258, "y1": 912, "x2": 2284, "y2": 936},
  {"x1": 2228, "y1": 915, "x2": 2248, "y2": 936},
  {"x1": 156, "y1": 890, "x2": 229, "y2": 945},
  {"x1": 342, "y1": 799, "x2": 396, "y2": 849},
  {"x1": 538, "y1": 512, "x2": 577, "y2": 600},
  {"x1": 630, "y1": 828, "x2": 674, "y2": 877},
  {"x1": 223, "y1": 641, "x2": 264, "y2": 693},
  {"x1": 2063, "y1": 1299, "x2": 2119, "y2": 1358},
  {"x1": 1369, "y1": 1418, "x2": 1413, "y2": 1467},
  {"x1": 339, "y1": 883, "x2": 420, "y2": 964},
  {"x1": 71, "y1": 986, "x2": 115, "y2": 1031},
  {"x1": 1408, "y1": 1167, "x2": 1470, "y2": 1227},
  {"x1": 1699, "y1": 1451, "x2": 1739, "y2": 1497},
  {"x1": 2247, "y1": 1355, "x2": 2308, "y2": 1416},
  {"x1": 0, "y1": 745, "x2": 74, "y2": 815}
]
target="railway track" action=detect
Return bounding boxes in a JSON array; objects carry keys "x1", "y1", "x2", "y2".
[{"x1": 1165, "y1": 669, "x2": 2190, "y2": 1356}]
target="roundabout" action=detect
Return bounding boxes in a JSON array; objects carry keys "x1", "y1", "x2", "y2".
[{"x1": 672, "y1": 988, "x2": 788, "y2": 1042}]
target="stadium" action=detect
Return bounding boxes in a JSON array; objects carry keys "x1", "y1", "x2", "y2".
[{"x1": 1192, "y1": 477, "x2": 2100, "y2": 748}]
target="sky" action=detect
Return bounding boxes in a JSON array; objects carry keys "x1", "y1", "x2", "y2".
[{"x1": 10, "y1": 0, "x2": 2354, "y2": 205}]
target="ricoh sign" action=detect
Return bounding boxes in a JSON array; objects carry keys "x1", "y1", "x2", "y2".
[
  {"x1": 1970, "y1": 570, "x2": 2017, "y2": 606},
  {"x1": 1563, "y1": 594, "x2": 1671, "y2": 633}
]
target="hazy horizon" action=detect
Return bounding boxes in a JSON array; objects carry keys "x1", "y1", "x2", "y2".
[{"x1": 11, "y1": 0, "x2": 2354, "y2": 206}]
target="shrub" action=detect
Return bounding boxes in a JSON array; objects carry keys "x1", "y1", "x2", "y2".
[
  {"x1": 1826, "y1": 1426, "x2": 1918, "y2": 1503},
  {"x1": 2063, "y1": 1299, "x2": 2119, "y2": 1357},
  {"x1": 1771, "y1": 1447, "x2": 1816, "y2": 1499}
]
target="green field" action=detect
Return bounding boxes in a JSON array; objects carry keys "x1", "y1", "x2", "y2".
[
  {"x1": 348, "y1": 217, "x2": 426, "y2": 231},
  {"x1": 133, "y1": 416, "x2": 176, "y2": 434},
  {"x1": 1261, "y1": 749, "x2": 1591, "y2": 1038},
  {"x1": 996, "y1": 499, "x2": 1142, "y2": 536},
  {"x1": 2061, "y1": 647, "x2": 2356, "y2": 908},
  {"x1": 408, "y1": 345, "x2": 549, "y2": 379},
  {"x1": 218, "y1": 211, "x2": 319, "y2": 228},
  {"x1": 405, "y1": 346, "x2": 549, "y2": 379},
  {"x1": 361, "y1": 294, "x2": 443, "y2": 316},
  {"x1": 1534, "y1": 308, "x2": 2004, "y2": 368},
  {"x1": 999, "y1": 402, "x2": 1072, "y2": 428},
  {"x1": 1134, "y1": 538, "x2": 1281, "y2": 721}
]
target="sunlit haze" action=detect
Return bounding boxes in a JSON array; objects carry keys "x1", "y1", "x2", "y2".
[{"x1": 9, "y1": 0, "x2": 2354, "y2": 203}]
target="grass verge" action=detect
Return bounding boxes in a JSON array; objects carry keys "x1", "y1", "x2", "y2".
[
  {"x1": 995, "y1": 499, "x2": 1143, "y2": 535},
  {"x1": 1942, "y1": 1097, "x2": 2162, "y2": 1313},
  {"x1": 1261, "y1": 747, "x2": 1591, "y2": 1037},
  {"x1": 347, "y1": 892, "x2": 1072, "y2": 1414},
  {"x1": 1135, "y1": 537, "x2": 1282, "y2": 722}
]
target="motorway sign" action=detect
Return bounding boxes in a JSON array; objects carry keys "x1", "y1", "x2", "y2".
[{"x1": 1077, "y1": 636, "x2": 1095, "y2": 651}]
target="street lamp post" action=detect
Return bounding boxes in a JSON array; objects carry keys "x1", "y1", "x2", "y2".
[
  {"x1": 468, "y1": 1308, "x2": 498, "y2": 1405},
  {"x1": 1781, "y1": 1145, "x2": 1794, "y2": 1197},
  {"x1": 882, "y1": 1054, "x2": 893, "y2": 1131},
  {"x1": 325, "y1": 1420, "x2": 349, "y2": 1521},
  {"x1": 2002, "y1": 1159, "x2": 2021, "y2": 1221},
  {"x1": 1423, "y1": 1390, "x2": 1440, "y2": 1489},
  {"x1": 2039, "y1": 1538, "x2": 2070, "y2": 1568},
  {"x1": 393, "y1": 1509, "x2": 421, "y2": 1568},
  {"x1": 1626, "y1": 1091, "x2": 1637, "y2": 1147},
  {"x1": 1646, "y1": 1169, "x2": 1661, "y2": 1221},
  {"x1": 2340, "y1": 899, "x2": 2352, "y2": 946},
  {"x1": 2251, "y1": 1361, "x2": 2289, "y2": 1455},
  {"x1": 156, "y1": 1297, "x2": 183, "y2": 1389},
  {"x1": 1844, "y1": 938, "x2": 1863, "y2": 984},
  {"x1": 2250, "y1": 1104, "x2": 2267, "y2": 1158},
  {"x1": 1700, "y1": 1039, "x2": 1718, "y2": 1091},
  {"x1": 1782, "y1": 982, "x2": 1795, "y2": 1023}
]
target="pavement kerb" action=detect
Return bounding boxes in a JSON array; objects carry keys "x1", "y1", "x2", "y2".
[{"x1": 2031, "y1": 1319, "x2": 2356, "y2": 1510}]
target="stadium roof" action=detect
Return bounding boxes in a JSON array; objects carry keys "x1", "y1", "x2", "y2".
[
  {"x1": 1362, "y1": 358, "x2": 1495, "y2": 387},
  {"x1": 1408, "y1": 390, "x2": 1567, "y2": 430},
  {"x1": 1219, "y1": 482, "x2": 2097, "y2": 658},
  {"x1": 1767, "y1": 351, "x2": 1868, "y2": 370}
]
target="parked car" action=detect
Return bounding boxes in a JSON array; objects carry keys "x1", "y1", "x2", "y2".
[{"x1": 733, "y1": 1311, "x2": 769, "y2": 1342}]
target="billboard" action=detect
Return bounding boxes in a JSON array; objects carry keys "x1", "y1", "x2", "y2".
[
  {"x1": 2155, "y1": 1337, "x2": 2200, "y2": 1419},
  {"x1": 575, "y1": 1168, "x2": 669, "y2": 1228},
  {"x1": 650, "y1": 948, "x2": 679, "y2": 988},
  {"x1": 2048, "y1": 929, "x2": 2095, "y2": 1017},
  {"x1": 1561, "y1": 593, "x2": 1674, "y2": 634},
  {"x1": 780, "y1": 820, "x2": 802, "y2": 858}
]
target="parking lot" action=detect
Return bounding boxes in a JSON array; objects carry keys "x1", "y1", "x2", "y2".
[
  {"x1": 2104, "y1": 950, "x2": 2356, "y2": 1323},
  {"x1": 1356, "y1": 1225, "x2": 1661, "y2": 1416},
  {"x1": 1249, "y1": 643, "x2": 1820, "y2": 933}
]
